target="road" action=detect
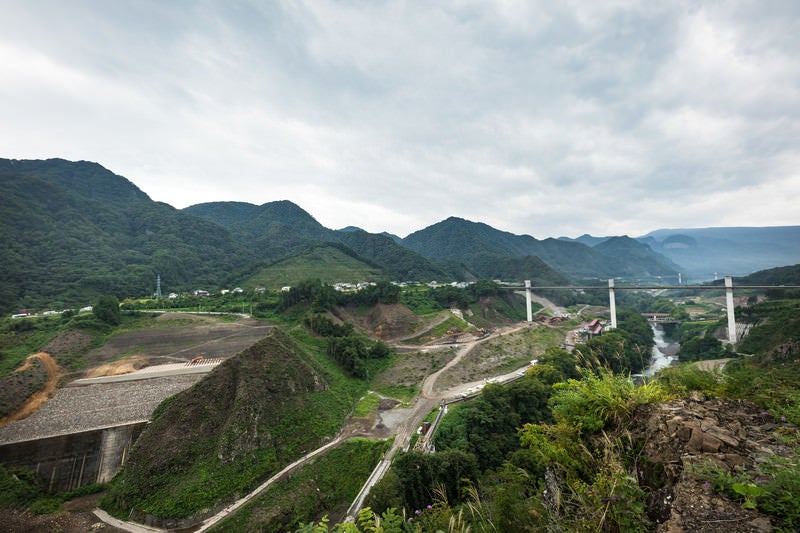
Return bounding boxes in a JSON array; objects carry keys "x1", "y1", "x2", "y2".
[{"x1": 345, "y1": 322, "x2": 532, "y2": 520}]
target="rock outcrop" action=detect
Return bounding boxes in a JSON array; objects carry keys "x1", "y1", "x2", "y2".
[{"x1": 631, "y1": 393, "x2": 796, "y2": 532}]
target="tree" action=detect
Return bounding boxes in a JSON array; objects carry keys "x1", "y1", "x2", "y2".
[{"x1": 93, "y1": 295, "x2": 121, "y2": 325}]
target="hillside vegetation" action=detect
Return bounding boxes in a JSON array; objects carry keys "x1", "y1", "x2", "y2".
[
  {"x1": 100, "y1": 328, "x2": 363, "y2": 523},
  {"x1": 13, "y1": 158, "x2": 794, "y2": 315},
  {"x1": 402, "y1": 217, "x2": 681, "y2": 280},
  {"x1": 0, "y1": 159, "x2": 249, "y2": 313},
  {"x1": 1, "y1": 266, "x2": 799, "y2": 532},
  {"x1": 241, "y1": 244, "x2": 385, "y2": 288},
  {"x1": 313, "y1": 297, "x2": 798, "y2": 532}
]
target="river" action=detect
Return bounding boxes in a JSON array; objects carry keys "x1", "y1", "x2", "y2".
[{"x1": 643, "y1": 324, "x2": 679, "y2": 377}]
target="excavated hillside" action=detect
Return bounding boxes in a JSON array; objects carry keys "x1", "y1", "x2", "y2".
[
  {"x1": 100, "y1": 328, "x2": 354, "y2": 528},
  {"x1": 331, "y1": 303, "x2": 422, "y2": 341}
]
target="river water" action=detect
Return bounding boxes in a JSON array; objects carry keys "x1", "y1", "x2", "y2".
[{"x1": 643, "y1": 324, "x2": 679, "y2": 377}]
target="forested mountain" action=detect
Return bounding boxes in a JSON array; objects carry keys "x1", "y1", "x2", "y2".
[
  {"x1": 4, "y1": 157, "x2": 797, "y2": 314},
  {"x1": 564, "y1": 227, "x2": 800, "y2": 281},
  {"x1": 185, "y1": 201, "x2": 450, "y2": 282},
  {"x1": 718, "y1": 263, "x2": 800, "y2": 287},
  {"x1": 0, "y1": 160, "x2": 450, "y2": 313},
  {"x1": 184, "y1": 200, "x2": 332, "y2": 260},
  {"x1": 593, "y1": 236, "x2": 682, "y2": 278},
  {"x1": 640, "y1": 226, "x2": 800, "y2": 280},
  {"x1": 402, "y1": 217, "x2": 679, "y2": 281},
  {"x1": 333, "y1": 228, "x2": 450, "y2": 282},
  {"x1": 0, "y1": 159, "x2": 249, "y2": 313}
]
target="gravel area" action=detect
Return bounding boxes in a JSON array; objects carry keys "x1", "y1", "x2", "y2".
[{"x1": 0, "y1": 375, "x2": 202, "y2": 444}]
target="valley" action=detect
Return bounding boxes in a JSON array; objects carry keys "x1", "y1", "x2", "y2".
[{"x1": 2, "y1": 270, "x2": 799, "y2": 532}]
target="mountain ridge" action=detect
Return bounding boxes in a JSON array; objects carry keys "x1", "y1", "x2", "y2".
[{"x1": 2, "y1": 157, "x2": 799, "y2": 313}]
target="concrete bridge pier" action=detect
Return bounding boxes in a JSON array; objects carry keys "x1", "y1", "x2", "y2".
[
  {"x1": 525, "y1": 280, "x2": 532, "y2": 322},
  {"x1": 608, "y1": 278, "x2": 617, "y2": 329},
  {"x1": 725, "y1": 276, "x2": 737, "y2": 344}
]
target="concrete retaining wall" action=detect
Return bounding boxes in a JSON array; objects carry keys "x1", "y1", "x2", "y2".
[{"x1": 0, "y1": 422, "x2": 147, "y2": 492}]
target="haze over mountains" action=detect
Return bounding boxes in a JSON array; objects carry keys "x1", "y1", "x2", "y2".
[{"x1": 1, "y1": 158, "x2": 798, "y2": 313}]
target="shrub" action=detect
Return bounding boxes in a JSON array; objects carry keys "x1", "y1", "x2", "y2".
[{"x1": 550, "y1": 370, "x2": 670, "y2": 434}]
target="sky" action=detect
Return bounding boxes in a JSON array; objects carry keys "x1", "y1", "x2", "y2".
[{"x1": 1, "y1": 1, "x2": 799, "y2": 239}]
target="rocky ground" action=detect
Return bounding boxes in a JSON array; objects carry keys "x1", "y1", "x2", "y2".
[
  {"x1": 630, "y1": 392, "x2": 797, "y2": 532},
  {"x1": 0, "y1": 494, "x2": 124, "y2": 533}
]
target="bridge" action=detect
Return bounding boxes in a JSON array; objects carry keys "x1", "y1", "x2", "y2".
[
  {"x1": 512, "y1": 278, "x2": 800, "y2": 346},
  {"x1": 641, "y1": 313, "x2": 680, "y2": 324}
]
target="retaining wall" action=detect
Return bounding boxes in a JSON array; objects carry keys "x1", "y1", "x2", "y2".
[{"x1": 0, "y1": 422, "x2": 147, "y2": 492}]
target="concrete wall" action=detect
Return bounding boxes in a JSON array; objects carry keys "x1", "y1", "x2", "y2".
[{"x1": 0, "y1": 422, "x2": 147, "y2": 492}]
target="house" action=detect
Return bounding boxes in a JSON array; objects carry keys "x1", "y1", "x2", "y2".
[{"x1": 587, "y1": 319, "x2": 603, "y2": 338}]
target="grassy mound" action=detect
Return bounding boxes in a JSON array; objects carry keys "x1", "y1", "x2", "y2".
[{"x1": 101, "y1": 329, "x2": 358, "y2": 521}]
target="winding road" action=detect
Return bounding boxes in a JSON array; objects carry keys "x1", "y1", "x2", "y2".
[{"x1": 94, "y1": 319, "x2": 538, "y2": 532}]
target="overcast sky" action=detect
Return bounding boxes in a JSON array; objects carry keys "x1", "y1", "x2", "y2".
[{"x1": 2, "y1": 1, "x2": 798, "y2": 238}]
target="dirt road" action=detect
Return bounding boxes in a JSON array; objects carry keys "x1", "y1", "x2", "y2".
[{"x1": 345, "y1": 322, "x2": 531, "y2": 520}]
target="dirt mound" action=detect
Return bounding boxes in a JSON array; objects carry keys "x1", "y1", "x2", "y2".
[
  {"x1": 83, "y1": 355, "x2": 150, "y2": 378},
  {"x1": 0, "y1": 353, "x2": 62, "y2": 427},
  {"x1": 101, "y1": 329, "x2": 344, "y2": 527},
  {"x1": 41, "y1": 330, "x2": 92, "y2": 358},
  {"x1": 334, "y1": 303, "x2": 419, "y2": 340},
  {"x1": 630, "y1": 393, "x2": 797, "y2": 531}
]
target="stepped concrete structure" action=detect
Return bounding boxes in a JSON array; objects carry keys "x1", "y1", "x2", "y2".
[{"x1": 0, "y1": 362, "x2": 220, "y2": 492}]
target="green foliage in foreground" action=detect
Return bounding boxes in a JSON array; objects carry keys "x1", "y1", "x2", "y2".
[
  {"x1": 322, "y1": 370, "x2": 672, "y2": 533},
  {"x1": 692, "y1": 446, "x2": 800, "y2": 529},
  {"x1": 573, "y1": 307, "x2": 654, "y2": 374},
  {"x1": 212, "y1": 438, "x2": 388, "y2": 532},
  {"x1": 0, "y1": 464, "x2": 105, "y2": 514},
  {"x1": 549, "y1": 370, "x2": 671, "y2": 435},
  {"x1": 514, "y1": 373, "x2": 671, "y2": 532}
]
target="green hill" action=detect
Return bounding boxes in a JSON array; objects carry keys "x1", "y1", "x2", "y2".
[
  {"x1": 333, "y1": 228, "x2": 451, "y2": 282},
  {"x1": 101, "y1": 328, "x2": 359, "y2": 523},
  {"x1": 184, "y1": 200, "x2": 332, "y2": 261},
  {"x1": 402, "y1": 217, "x2": 678, "y2": 281},
  {"x1": 186, "y1": 201, "x2": 451, "y2": 283},
  {"x1": 240, "y1": 244, "x2": 385, "y2": 288},
  {"x1": 593, "y1": 235, "x2": 682, "y2": 278},
  {"x1": 0, "y1": 159, "x2": 250, "y2": 313}
]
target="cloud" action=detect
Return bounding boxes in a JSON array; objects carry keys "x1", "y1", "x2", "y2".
[{"x1": 0, "y1": 1, "x2": 797, "y2": 238}]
